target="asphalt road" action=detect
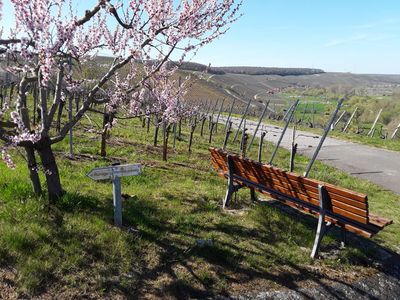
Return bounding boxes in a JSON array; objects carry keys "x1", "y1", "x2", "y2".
[{"x1": 220, "y1": 116, "x2": 400, "y2": 195}]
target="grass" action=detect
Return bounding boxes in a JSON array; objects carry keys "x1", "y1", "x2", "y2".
[{"x1": 0, "y1": 113, "x2": 399, "y2": 298}]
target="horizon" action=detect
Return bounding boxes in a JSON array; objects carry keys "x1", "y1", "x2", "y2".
[
  {"x1": 1, "y1": 0, "x2": 400, "y2": 75},
  {"x1": 192, "y1": 0, "x2": 400, "y2": 75}
]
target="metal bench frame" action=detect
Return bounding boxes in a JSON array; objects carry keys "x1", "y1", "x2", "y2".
[{"x1": 223, "y1": 154, "x2": 352, "y2": 259}]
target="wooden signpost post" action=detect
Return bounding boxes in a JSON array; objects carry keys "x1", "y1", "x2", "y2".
[{"x1": 87, "y1": 164, "x2": 141, "y2": 227}]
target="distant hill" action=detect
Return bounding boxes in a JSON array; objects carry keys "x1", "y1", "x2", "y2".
[{"x1": 211, "y1": 66, "x2": 325, "y2": 76}]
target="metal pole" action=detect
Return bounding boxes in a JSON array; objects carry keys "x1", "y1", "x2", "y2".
[
  {"x1": 391, "y1": 122, "x2": 400, "y2": 139},
  {"x1": 209, "y1": 100, "x2": 219, "y2": 130},
  {"x1": 248, "y1": 100, "x2": 270, "y2": 151},
  {"x1": 215, "y1": 99, "x2": 225, "y2": 133},
  {"x1": 113, "y1": 176, "x2": 122, "y2": 227},
  {"x1": 233, "y1": 98, "x2": 252, "y2": 142},
  {"x1": 343, "y1": 107, "x2": 358, "y2": 132},
  {"x1": 301, "y1": 102, "x2": 308, "y2": 124},
  {"x1": 312, "y1": 102, "x2": 315, "y2": 127},
  {"x1": 269, "y1": 99, "x2": 300, "y2": 165},
  {"x1": 290, "y1": 120, "x2": 297, "y2": 172},
  {"x1": 224, "y1": 99, "x2": 236, "y2": 130},
  {"x1": 303, "y1": 98, "x2": 344, "y2": 177},
  {"x1": 368, "y1": 108, "x2": 383, "y2": 137},
  {"x1": 333, "y1": 110, "x2": 346, "y2": 129},
  {"x1": 223, "y1": 121, "x2": 232, "y2": 150}
]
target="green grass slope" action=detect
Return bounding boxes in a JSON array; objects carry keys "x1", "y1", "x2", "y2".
[{"x1": 0, "y1": 115, "x2": 399, "y2": 298}]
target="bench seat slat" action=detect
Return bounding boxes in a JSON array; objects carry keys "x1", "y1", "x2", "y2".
[
  {"x1": 230, "y1": 157, "x2": 369, "y2": 223},
  {"x1": 209, "y1": 148, "x2": 392, "y2": 237},
  {"x1": 214, "y1": 150, "x2": 369, "y2": 209},
  {"x1": 231, "y1": 158, "x2": 368, "y2": 210},
  {"x1": 369, "y1": 213, "x2": 393, "y2": 228},
  {"x1": 228, "y1": 169, "x2": 369, "y2": 222},
  {"x1": 217, "y1": 170, "x2": 384, "y2": 238},
  {"x1": 231, "y1": 154, "x2": 368, "y2": 203}
]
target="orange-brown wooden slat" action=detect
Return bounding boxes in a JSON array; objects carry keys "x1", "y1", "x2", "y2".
[
  {"x1": 369, "y1": 213, "x2": 393, "y2": 228},
  {"x1": 236, "y1": 154, "x2": 368, "y2": 203},
  {"x1": 268, "y1": 197, "x2": 375, "y2": 238},
  {"x1": 210, "y1": 148, "x2": 369, "y2": 216},
  {"x1": 229, "y1": 156, "x2": 369, "y2": 222},
  {"x1": 209, "y1": 148, "x2": 393, "y2": 237},
  {"x1": 210, "y1": 148, "x2": 368, "y2": 205},
  {"x1": 233, "y1": 158, "x2": 368, "y2": 213}
]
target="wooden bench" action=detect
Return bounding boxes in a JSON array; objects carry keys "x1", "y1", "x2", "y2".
[{"x1": 209, "y1": 147, "x2": 393, "y2": 258}]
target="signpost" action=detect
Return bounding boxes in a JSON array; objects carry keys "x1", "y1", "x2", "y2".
[{"x1": 87, "y1": 164, "x2": 141, "y2": 227}]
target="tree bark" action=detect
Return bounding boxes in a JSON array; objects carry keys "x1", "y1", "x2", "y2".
[
  {"x1": 100, "y1": 106, "x2": 110, "y2": 157},
  {"x1": 162, "y1": 123, "x2": 170, "y2": 161},
  {"x1": 154, "y1": 124, "x2": 159, "y2": 147},
  {"x1": 36, "y1": 137, "x2": 64, "y2": 203},
  {"x1": 25, "y1": 146, "x2": 42, "y2": 196}
]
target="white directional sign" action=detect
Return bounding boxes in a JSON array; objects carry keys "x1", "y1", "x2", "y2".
[
  {"x1": 86, "y1": 163, "x2": 142, "y2": 227},
  {"x1": 86, "y1": 164, "x2": 141, "y2": 181}
]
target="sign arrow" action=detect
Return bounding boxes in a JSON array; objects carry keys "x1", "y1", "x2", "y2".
[{"x1": 86, "y1": 164, "x2": 141, "y2": 181}]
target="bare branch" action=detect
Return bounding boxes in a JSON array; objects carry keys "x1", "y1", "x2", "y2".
[
  {"x1": 46, "y1": 65, "x2": 65, "y2": 134},
  {"x1": 75, "y1": 0, "x2": 105, "y2": 26}
]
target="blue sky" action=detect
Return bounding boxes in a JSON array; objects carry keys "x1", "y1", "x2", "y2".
[
  {"x1": 1, "y1": 1, "x2": 400, "y2": 74},
  {"x1": 194, "y1": 1, "x2": 400, "y2": 74}
]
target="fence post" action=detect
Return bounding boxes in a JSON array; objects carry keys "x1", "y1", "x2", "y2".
[
  {"x1": 200, "y1": 115, "x2": 206, "y2": 137},
  {"x1": 223, "y1": 121, "x2": 233, "y2": 150},
  {"x1": 391, "y1": 122, "x2": 400, "y2": 139},
  {"x1": 343, "y1": 107, "x2": 357, "y2": 132},
  {"x1": 258, "y1": 131, "x2": 266, "y2": 163},
  {"x1": 269, "y1": 99, "x2": 300, "y2": 165},
  {"x1": 214, "y1": 99, "x2": 225, "y2": 133},
  {"x1": 368, "y1": 109, "x2": 383, "y2": 137},
  {"x1": 248, "y1": 100, "x2": 270, "y2": 151},
  {"x1": 301, "y1": 102, "x2": 308, "y2": 124},
  {"x1": 240, "y1": 130, "x2": 248, "y2": 157},
  {"x1": 303, "y1": 98, "x2": 344, "y2": 177},
  {"x1": 209, "y1": 100, "x2": 219, "y2": 130},
  {"x1": 233, "y1": 98, "x2": 252, "y2": 142},
  {"x1": 209, "y1": 122, "x2": 215, "y2": 144},
  {"x1": 332, "y1": 110, "x2": 346, "y2": 130},
  {"x1": 224, "y1": 99, "x2": 236, "y2": 130}
]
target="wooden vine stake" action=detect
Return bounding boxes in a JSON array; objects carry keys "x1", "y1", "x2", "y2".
[{"x1": 258, "y1": 131, "x2": 266, "y2": 163}]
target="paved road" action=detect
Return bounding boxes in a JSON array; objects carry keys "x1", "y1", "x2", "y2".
[{"x1": 220, "y1": 116, "x2": 400, "y2": 195}]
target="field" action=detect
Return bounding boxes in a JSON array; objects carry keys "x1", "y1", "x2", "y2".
[{"x1": 1, "y1": 113, "x2": 399, "y2": 298}]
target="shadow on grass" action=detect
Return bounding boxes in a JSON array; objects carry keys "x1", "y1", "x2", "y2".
[
  {"x1": 118, "y1": 194, "x2": 400, "y2": 299},
  {"x1": 2, "y1": 187, "x2": 398, "y2": 298}
]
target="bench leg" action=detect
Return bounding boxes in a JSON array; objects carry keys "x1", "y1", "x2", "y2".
[
  {"x1": 340, "y1": 228, "x2": 346, "y2": 249},
  {"x1": 223, "y1": 182, "x2": 234, "y2": 209},
  {"x1": 311, "y1": 184, "x2": 329, "y2": 259},
  {"x1": 311, "y1": 215, "x2": 328, "y2": 259}
]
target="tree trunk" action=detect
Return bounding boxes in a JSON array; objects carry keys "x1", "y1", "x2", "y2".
[
  {"x1": 162, "y1": 123, "x2": 170, "y2": 161},
  {"x1": 25, "y1": 146, "x2": 42, "y2": 196},
  {"x1": 101, "y1": 107, "x2": 110, "y2": 157},
  {"x1": 154, "y1": 124, "x2": 159, "y2": 147},
  {"x1": 36, "y1": 137, "x2": 64, "y2": 203},
  {"x1": 146, "y1": 116, "x2": 151, "y2": 133}
]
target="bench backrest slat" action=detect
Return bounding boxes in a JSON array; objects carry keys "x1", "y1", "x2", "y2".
[{"x1": 210, "y1": 148, "x2": 369, "y2": 225}]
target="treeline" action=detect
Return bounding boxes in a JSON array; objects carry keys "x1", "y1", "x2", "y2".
[
  {"x1": 211, "y1": 66, "x2": 325, "y2": 76},
  {"x1": 177, "y1": 62, "x2": 324, "y2": 76},
  {"x1": 90, "y1": 57, "x2": 324, "y2": 76}
]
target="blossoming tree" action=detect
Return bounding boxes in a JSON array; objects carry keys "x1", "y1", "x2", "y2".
[{"x1": 0, "y1": 0, "x2": 241, "y2": 202}]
